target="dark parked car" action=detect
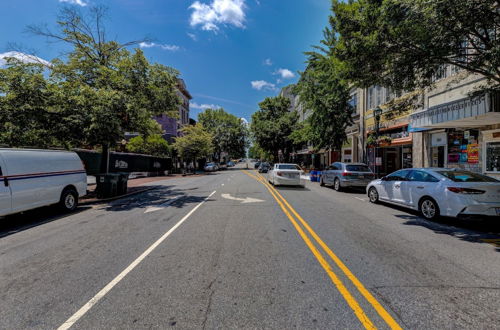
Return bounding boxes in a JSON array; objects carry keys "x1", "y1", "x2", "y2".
[
  {"x1": 320, "y1": 162, "x2": 375, "y2": 191},
  {"x1": 254, "y1": 161, "x2": 261, "y2": 169},
  {"x1": 258, "y1": 162, "x2": 271, "y2": 173}
]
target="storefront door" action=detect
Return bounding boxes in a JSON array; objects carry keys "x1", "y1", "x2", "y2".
[
  {"x1": 385, "y1": 149, "x2": 400, "y2": 175},
  {"x1": 431, "y1": 146, "x2": 445, "y2": 167}
]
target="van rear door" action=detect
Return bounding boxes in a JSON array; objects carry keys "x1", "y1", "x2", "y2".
[{"x1": 0, "y1": 154, "x2": 12, "y2": 216}]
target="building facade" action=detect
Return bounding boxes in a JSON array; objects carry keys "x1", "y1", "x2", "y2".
[
  {"x1": 155, "y1": 78, "x2": 192, "y2": 143},
  {"x1": 410, "y1": 71, "x2": 500, "y2": 179}
]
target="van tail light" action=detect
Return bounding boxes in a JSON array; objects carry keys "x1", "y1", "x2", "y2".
[
  {"x1": 447, "y1": 187, "x2": 485, "y2": 194},
  {"x1": 276, "y1": 171, "x2": 283, "y2": 177}
]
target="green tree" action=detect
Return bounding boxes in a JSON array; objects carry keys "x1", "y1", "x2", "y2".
[
  {"x1": 332, "y1": 0, "x2": 500, "y2": 92},
  {"x1": 127, "y1": 134, "x2": 171, "y2": 157},
  {"x1": 198, "y1": 108, "x2": 248, "y2": 161},
  {"x1": 172, "y1": 123, "x2": 214, "y2": 163},
  {"x1": 28, "y1": 6, "x2": 180, "y2": 171},
  {"x1": 250, "y1": 96, "x2": 299, "y2": 162},
  {"x1": 296, "y1": 26, "x2": 354, "y2": 152}
]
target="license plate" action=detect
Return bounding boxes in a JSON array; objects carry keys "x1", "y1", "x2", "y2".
[
  {"x1": 496, "y1": 208, "x2": 500, "y2": 215},
  {"x1": 358, "y1": 175, "x2": 364, "y2": 179}
]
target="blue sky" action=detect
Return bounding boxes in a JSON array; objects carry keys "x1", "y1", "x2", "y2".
[{"x1": 0, "y1": 0, "x2": 331, "y2": 121}]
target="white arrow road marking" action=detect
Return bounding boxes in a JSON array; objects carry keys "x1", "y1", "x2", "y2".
[
  {"x1": 57, "y1": 191, "x2": 217, "y2": 330},
  {"x1": 144, "y1": 195, "x2": 183, "y2": 213},
  {"x1": 221, "y1": 193, "x2": 264, "y2": 204}
]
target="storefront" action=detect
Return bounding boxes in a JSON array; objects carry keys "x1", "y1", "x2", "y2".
[
  {"x1": 366, "y1": 124, "x2": 413, "y2": 177},
  {"x1": 410, "y1": 92, "x2": 500, "y2": 178}
]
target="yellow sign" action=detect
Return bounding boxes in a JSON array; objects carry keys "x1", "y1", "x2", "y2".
[{"x1": 467, "y1": 143, "x2": 479, "y2": 163}]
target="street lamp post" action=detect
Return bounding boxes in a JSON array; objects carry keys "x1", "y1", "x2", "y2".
[{"x1": 373, "y1": 107, "x2": 383, "y2": 178}]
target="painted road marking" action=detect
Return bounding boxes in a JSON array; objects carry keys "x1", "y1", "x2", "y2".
[
  {"x1": 480, "y1": 238, "x2": 500, "y2": 247},
  {"x1": 221, "y1": 193, "x2": 264, "y2": 204},
  {"x1": 144, "y1": 195, "x2": 183, "y2": 213},
  {"x1": 355, "y1": 197, "x2": 367, "y2": 202},
  {"x1": 57, "y1": 191, "x2": 217, "y2": 330},
  {"x1": 242, "y1": 171, "x2": 376, "y2": 329},
  {"x1": 244, "y1": 170, "x2": 402, "y2": 330},
  {"x1": 254, "y1": 172, "x2": 402, "y2": 330}
]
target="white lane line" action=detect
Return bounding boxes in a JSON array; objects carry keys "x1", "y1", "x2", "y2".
[
  {"x1": 354, "y1": 197, "x2": 367, "y2": 202},
  {"x1": 57, "y1": 190, "x2": 217, "y2": 330},
  {"x1": 221, "y1": 183, "x2": 225, "y2": 186}
]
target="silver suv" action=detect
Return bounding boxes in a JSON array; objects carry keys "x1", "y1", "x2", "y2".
[{"x1": 320, "y1": 162, "x2": 375, "y2": 191}]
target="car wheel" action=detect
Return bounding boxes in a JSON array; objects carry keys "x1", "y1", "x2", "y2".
[
  {"x1": 334, "y1": 178, "x2": 342, "y2": 191},
  {"x1": 59, "y1": 188, "x2": 78, "y2": 212},
  {"x1": 320, "y1": 176, "x2": 325, "y2": 186},
  {"x1": 368, "y1": 187, "x2": 379, "y2": 203},
  {"x1": 419, "y1": 197, "x2": 440, "y2": 220}
]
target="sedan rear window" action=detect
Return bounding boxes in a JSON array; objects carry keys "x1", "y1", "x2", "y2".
[
  {"x1": 346, "y1": 165, "x2": 371, "y2": 172},
  {"x1": 437, "y1": 171, "x2": 498, "y2": 182},
  {"x1": 278, "y1": 164, "x2": 301, "y2": 170}
]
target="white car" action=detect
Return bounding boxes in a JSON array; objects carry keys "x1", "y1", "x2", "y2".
[
  {"x1": 204, "y1": 162, "x2": 218, "y2": 172},
  {"x1": 268, "y1": 163, "x2": 306, "y2": 188},
  {"x1": 366, "y1": 168, "x2": 500, "y2": 220},
  {"x1": 0, "y1": 148, "x2": 87, "y2": 217}
]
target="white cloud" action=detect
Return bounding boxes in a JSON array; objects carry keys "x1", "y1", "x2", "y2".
[
  {"x1": 139, "y1": 42, "x2": 180, "y2": 51},
  {"x1": 263, "y1": 58, "x2": 272, "y2": 66},
  {"x1": 187, "y1": 33, "x2": 198, "y2": 41},
  {"x1": 190, "y1": 102, "x2": 221, "y2": 110},
  {"x1": 251, "y1": 80, "x2": 276, "y2": 91},
  {"x1": 274, "y1": 68, "x2": 295, "y2": 79},
  {"x1": 59, "y1": 0, "x2": 88, "y2": 6},
  {"x1": 0, "y1": 51, "x2": 51, "y2": 67},
  {"x1": 189, "y1": 0, "x2": 246, "y2": 32}
]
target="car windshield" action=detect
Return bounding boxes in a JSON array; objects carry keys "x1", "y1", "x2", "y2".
[
  {"x1": 206, "y1": 163, "x2": 214, "y2": 166},
  {"x1": 437, "y1": 171, "x2": 498, "y2": 182},
  {"x1": 278, "y1": 164, "x2": 301, "y2": 170},
  {"x1": 346, "y1": 165, "x2": 371, "y2": 172}
]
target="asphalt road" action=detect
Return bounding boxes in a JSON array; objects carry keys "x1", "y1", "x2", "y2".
[{"x1": 1, "y1": 163, "x2": 499, "y2": 329}]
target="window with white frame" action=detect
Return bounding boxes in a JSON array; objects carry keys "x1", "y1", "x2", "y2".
[{"x1": 485, "y1": 141, "x2": 500, "y2": 172}]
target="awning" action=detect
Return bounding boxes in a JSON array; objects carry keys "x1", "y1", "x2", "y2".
[{"x1": 410, "y1": 93, "x2": 499, "y2": 129}]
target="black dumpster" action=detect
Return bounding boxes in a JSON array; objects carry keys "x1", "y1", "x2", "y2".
[
  {"x1": 95, "y1": 173, "x2": 119, "y2": 198},
  {"x1": 116, "y1": 173, "x2": 129, "y2": 196}
]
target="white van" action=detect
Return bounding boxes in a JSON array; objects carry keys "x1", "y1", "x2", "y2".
[{"x1": 0, "y1": 148, "x2": 87, "y2": 217}]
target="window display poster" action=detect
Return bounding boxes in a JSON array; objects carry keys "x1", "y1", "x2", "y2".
[
  {"x1": 448, "y1": 154, "x2": 460, "y2": 163},
  {"x1": 467, "y1": 143, "x2": 479, "y2": 163}
]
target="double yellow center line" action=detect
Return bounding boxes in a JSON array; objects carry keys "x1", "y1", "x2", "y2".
[{"x1": 242, "y1": 170, "x2": 402, "y2": 330}]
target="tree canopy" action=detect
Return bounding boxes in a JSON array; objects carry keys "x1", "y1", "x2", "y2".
[
  {"x1": 296, "y1": 25, "x2": 354, "y2": 152},
  {"x1": 0, "y1": 5, "x2": 180, "y2": 155},
  {"x1": 332, "y1": 0, "x2": 500, "y2": 91},
  {"x1": 250, "y1": 96, "x2": 299, "y2": 162},
  {"x1": 198, "y1": 108, "x2": 248, "y2": 161},
  {"x1": 172, "y1": 124, "x2": 214, "y2": 161},
  {"x1": 127, "y1": 134, "x2": 171, "y2": 157}
]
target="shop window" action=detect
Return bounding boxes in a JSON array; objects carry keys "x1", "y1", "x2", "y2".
[
  {"x1": 485, "y1": 141, "x2": 500, "y2": 172},
  {"x1": 447, "y1": 129, "x2": 479, "y2": 164}
]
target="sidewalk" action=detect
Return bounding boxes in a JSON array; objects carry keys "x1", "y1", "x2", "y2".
[{"x1": 81, "y1": 172, "x2": 204, "y2": 205}]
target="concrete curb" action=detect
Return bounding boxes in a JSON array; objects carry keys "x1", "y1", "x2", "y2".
[{"x1": 79, "y1": 186, "x2": 157, "y2": 206}]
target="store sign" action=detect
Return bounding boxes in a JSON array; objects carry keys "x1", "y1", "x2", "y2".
[
  {"x1": 410, "y1": 94, "x2": 490, "y2": 128},
  {"x1": 467, "y1": 143, "x2": 479, "y2": 163},
  {"x1": 431, "y1": 132, "x2": 447, "y2": 146}
]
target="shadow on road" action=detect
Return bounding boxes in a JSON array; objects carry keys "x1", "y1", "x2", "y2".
[
  {"x1": 0, "y1": 206, "x2": 92, "y2": 239},
  {"x1": 392, "y1": 212, "x2": 500, "y2": 251},
  {"x1": 103, "y1": 185, "x2": 213, "y2": 212}
]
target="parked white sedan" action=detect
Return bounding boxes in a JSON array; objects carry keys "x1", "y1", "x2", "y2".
[
  {"x1": 367, "y1": 168, "x2": 500, "y2": 220},
  {"x1": 268, "y1": 163, "x2": 306, "y2": 187}
]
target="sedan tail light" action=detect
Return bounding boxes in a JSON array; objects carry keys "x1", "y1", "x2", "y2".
[
  {"x1": 342, "y1": 172, "x2": 353, "y2": 177},
  {"x1": 447, "y1": 187, "x2": 485, "y2": 194}
]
